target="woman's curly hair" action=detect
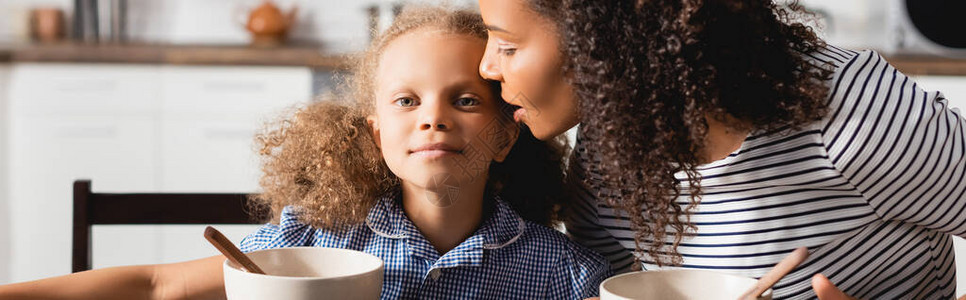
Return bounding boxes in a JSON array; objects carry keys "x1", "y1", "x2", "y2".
[
  {"x1": 529, "y1": 0, "x2": 834, "y2": 266},
  {"x1": 250, "y1": 5, "x2": 570, "y2": 230}
]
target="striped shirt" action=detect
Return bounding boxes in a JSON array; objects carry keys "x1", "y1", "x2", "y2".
[
  {"x1": 567, "y1": 46, "x2": 965, "y2": 299},
  {"x1": 240, "y1": 191, "x2": 611, "y2": 299}
]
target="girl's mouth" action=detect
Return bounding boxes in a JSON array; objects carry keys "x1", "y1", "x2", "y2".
[
  {"x1": 410, "y1": 143, "x2": 462, "y2": 158},
  {"x1": 411, "y1": 149, "x2": 460, "y2": 159}
]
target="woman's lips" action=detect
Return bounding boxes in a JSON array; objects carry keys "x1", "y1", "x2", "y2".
[
  {"x1": 513, "y1": 107, "x2": 527, "y2": 122},
  {"x1": 502, "y1": 96, "x2": 527, "y2": 123}
]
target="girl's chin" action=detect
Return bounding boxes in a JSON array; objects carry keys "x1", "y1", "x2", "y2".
[
  {"x1": 402, "y1": 173, "x2": 473, "y2": 196},
  {"x1": 401, "y1": 166, "x2": 469, "y2": 184}
]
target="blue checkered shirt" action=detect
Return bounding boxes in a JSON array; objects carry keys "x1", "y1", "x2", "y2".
[{"x1": 239, "y1": 192, "x2": 611, "y2": 299}]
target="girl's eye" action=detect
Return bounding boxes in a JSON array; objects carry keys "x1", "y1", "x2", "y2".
[
  {"x1": 394, "y1": 97, "x2": 418, "y2": 107},
  {"x1": 455, "y1": 97, "x2": 480, "y2": 107}
]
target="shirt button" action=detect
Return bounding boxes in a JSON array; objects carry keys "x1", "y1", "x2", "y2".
[{"x1": 429, "y1": 269, "x2": 442, "y2": 280}]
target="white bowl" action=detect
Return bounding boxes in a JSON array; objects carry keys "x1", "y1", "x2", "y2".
[
  {"x1": 223, "y1": 247, "x2": 384, "y2": 300},
  {"x1": 600, "y1": 269, "x2": 772, "y2": 300}
]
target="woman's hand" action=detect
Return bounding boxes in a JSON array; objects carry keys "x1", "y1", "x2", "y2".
[
  {"x1": 812, "y1": 274, "x2": 856, "y2": 300},
  {"x1": 587, "y1": 273, "x2": 857, "y2": 300}
]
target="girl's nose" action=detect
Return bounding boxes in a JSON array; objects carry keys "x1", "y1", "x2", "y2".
[
  {"x1": 419, "y1": 122, "x2": 448, "y2": 131},
  {"x1": 419, "y1": 103, "x2": 452, "y2": 131},
  {"x1": 480, "y1": 42, "x2": 504, "y2": 81}
]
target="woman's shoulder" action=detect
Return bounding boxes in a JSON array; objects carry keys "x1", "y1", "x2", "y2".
[
  {"x1": 803, "y1": 45, "x2": 904, "y2": 96},
  {"x1": 800, "y1": 44, "x2": 863, "y2": 74},
  {"x1": 802, "y1": 45, "x2": 914, "y2": 129},
  {"x1": 815, "y1": 45, "x2": 922, "y2": 127}
]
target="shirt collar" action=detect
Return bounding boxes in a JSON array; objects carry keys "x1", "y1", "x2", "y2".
[
  {"x1": 478, "y1": 194, "x2": 527, "y2": 250},
  {"x1": 364, "y1": 190, "x2": 527, "y2": 256},
  {"x1": 364, "y1": 189, "x2": 407, "y2": 239}
]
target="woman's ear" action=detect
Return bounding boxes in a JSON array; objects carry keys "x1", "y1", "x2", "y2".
[
  {"x1": 493, "y1": 122, "x2": 520, "y2": 163},
  {"x1": 366, "y1": 115, "x2": 381, "y2": 148}
]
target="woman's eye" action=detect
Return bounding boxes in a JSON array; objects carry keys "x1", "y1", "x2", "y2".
[
  {"x1": 496, "y1": 42, "x2": 517, "y2": 56},
  {"x1": 498, "y1": 47, "x2": 517, "y2": 56},
  {"x1": 394, "y1": 98, "x2": 418, "y2": 107},
  {"x1": 455, "y1": 97, "x2": 480, "y2": 107}
]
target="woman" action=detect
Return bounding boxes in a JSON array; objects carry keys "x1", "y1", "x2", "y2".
[{"x1": 478, "y1": 0, "x2": 965, "y2": 299}]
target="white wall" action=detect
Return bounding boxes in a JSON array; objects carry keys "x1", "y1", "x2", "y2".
[{"x1": 793, "y1": 0, "x2": 888, "y2": 51}]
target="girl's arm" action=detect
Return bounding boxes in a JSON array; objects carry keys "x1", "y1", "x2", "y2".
[{"x1": 0, "y1": 255, "x2": 226, "y2": 300}]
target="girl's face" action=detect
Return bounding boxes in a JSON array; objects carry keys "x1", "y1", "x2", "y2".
[
  {"x1": 369, "y1": 30, "x2": 517, "y2": 196},
  {"x1": 478, "y1": 0, "x2": 578, "y2": 140}
]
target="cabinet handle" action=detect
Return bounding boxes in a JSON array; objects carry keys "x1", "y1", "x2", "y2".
[
  {"x1": 202, "y1": 81, "x2": 266, "y2": 93},
  {"x1": 53, "y1": 80, "x2": 118, "y2": 94},
  {"x1": 56, "y1": 126, "x2": 118, "y2": 139},
  {"x1": 204, "y1": 129, "x2": 253, "y2": 140}
]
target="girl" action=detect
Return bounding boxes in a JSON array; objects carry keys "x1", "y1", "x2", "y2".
[
  {"x1": 477, "y1": 0, "x2": 965, "y2": 299},
  {"x1": 0, "y1": 6, "x2": 609, "y2": 299}
]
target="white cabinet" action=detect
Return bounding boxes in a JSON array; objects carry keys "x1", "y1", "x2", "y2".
[
  {"x1": 3, "y1": 63, "x2": 310, "y2": 283},
  {"x1": 159, "y1": 119, "x2": 263, "y2": 192},
  {"x1": 11, "y1": 115, "x2": 162, "y2": 273},
  {"x1": 153, "y1": 66, "x2": 310, "y2": 268},
  {"x1": 158, "y1": 66, "x2": 311, "y2": 192},
  {"x1": 0, "y1": 64, "x2": 11, "y2": 284},
  {"x1": 161, "y1": 66, "x2": 311, "y2": 119},
  {"x1": 7, "y1": 64, "x2": 162, "y2": 283},
  {"x1": 9, "y1": 64, "x2": 160, "y2": 116}
]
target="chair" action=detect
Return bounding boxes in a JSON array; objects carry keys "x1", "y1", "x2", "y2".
[{"x1": 72, "y1": 179, "x2": 265, "y2": 272}]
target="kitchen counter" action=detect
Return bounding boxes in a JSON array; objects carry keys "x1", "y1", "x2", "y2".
[
  {"x1": 0, "y1": 43, "x2": 350, "y2": 69},
  {"x1": 886, "y1": 55, "x2": 966, "y2": 76},
  {"x1": 0, "y1": 46, "x2": 11, "y2": 62},
  {"x1": 3, "y1": 43, "x2": 966, "y2": 75}
]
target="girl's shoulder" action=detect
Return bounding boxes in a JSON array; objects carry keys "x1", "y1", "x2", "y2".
[
  {"x1": 487, "y1": 197, "x2": 607, "y2": 269},
  {"x1": 240, "y1": 206, "x2": 370, "y2": 252},
  {"x1": 514, "y1": 222, "x2": 613, "y2": 297},
  {"x1": 518, "y1": 221, "x2": 610, "y2": 270}
]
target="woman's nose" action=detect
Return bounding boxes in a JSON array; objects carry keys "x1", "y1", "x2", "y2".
[{"x1": 480, "y1": 42, "x2": 504, "y2": 81}]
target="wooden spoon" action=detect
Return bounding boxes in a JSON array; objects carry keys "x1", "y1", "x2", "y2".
[
  {"x1": 204, "y1": 226, "x2": 266, "y2": 274},
  {"x1": 739, "y1": 247, "x2": 810, "y2": 300}
]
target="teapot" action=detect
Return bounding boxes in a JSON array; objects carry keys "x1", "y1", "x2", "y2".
[{"x1": 242, "y1": 0, "x2": 297, "y2": 46}]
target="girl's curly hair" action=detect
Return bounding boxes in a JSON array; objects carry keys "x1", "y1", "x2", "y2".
[
  {"x1": 529, "y1": 0, "x2": 834, "y2": 266},
  {"x1": 250, "y1": 5, "x2": 569, "y2": 230}
]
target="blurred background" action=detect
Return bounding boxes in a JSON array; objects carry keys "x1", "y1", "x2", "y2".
[{"x1": 0, "y1": 0, "x2": 963, "y2": 296}]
